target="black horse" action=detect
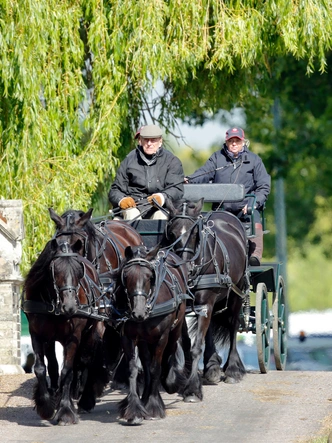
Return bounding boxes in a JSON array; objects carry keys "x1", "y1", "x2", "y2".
[
  {"x1": 164, "y1": 199, "x2": 248, "y2": 402},
  {"x1": 48, "y1": 208, "x2": 144, "y2": 382},
  {"x1": 112, "y1": 244, "x2": 190, "y2": 424},
  {"x1": 22, "y1": 240, "x2": 108, "y2": 425}
]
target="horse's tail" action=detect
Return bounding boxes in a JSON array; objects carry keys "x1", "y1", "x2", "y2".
[
  {"x1": 210, "y1": 290, "x2": 245, "y2": 346},
  {"x1": 209, "y1": 310, "x2": 231, "y2": 346},
  {"x1": 186, "y1": 301, "x2": 234, "y2": 345},
  {"x1": 161, "y1": 340, "x2": 188, "y2": 395}
]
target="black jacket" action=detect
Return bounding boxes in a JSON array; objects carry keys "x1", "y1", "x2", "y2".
[
  {"x1": 109, "y1": 146, "x2": 184, "y2": 207},
  {"x1": 190, "y1": 145, "x2": 271, "y2": 212}
]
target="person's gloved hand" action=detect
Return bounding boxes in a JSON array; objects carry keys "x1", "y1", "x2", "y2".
[
  {"x1": 147, "y1": 193, "x2": 165, "y2": 207},
  {"x1": 119, "y1": 197, "x2": 136, "y2": 210}
]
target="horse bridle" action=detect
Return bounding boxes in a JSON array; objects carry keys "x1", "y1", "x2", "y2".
[
  {"x1": 166, "y1": 212, "x2": 203, "y2": 259},
  {"x1": 53, "y1": 212, "x2": 90, "y2": 258},
  {"x1": 50, "y1": 242, "x2": 83, "y2": 314},
  {"x1": 121, "y1": 257, "x2": 156, "y2": 301}
]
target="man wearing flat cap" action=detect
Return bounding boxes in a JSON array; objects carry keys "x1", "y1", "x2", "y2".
[{"x1": 109, "y1": 124, "x2": 184, "y2": 220}]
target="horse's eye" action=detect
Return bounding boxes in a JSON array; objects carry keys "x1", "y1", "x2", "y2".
[{"x1": 168, "y1": 232, "x2": 176, "y2": 241}]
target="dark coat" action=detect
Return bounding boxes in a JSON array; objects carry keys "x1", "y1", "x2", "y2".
[
  {"x1": 109, "y1": 146, "x2": 184, "y2": 208},
  {"x1": 190, "y1": 145, "x2": 271, "y2": 212}
]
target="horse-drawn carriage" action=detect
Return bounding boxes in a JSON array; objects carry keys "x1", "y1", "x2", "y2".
[{"x1": 22, "y1": 183, "x2": 287, "y2": 424}]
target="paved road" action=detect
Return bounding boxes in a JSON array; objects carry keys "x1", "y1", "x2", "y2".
[{"x1": 1, "y1": 370, "x2": 332, "y2": 443}]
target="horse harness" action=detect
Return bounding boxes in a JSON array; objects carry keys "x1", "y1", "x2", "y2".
[
  {"x1": 53, "y1": 214, "x2": 128, "y2": 294},
  {"x1": 116, "y1": 250, "x2": 188, "y2": 323},
  {"x1": 22, "y1": 245, "x2": 111, "y2": 322},
  {"x1": 168, "y1": 211, "x2": 250, "y2": 308}
]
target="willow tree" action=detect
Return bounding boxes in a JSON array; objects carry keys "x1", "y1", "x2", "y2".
[{"x1": 0, "y1": 0, "x2": 331, "y2": 271}]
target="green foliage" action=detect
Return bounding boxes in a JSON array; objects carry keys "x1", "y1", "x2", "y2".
[
  {"x1": 242, "y1": 53, "x2": 332, "y2": 253},
  {"x1": 288, "y1": 243, "x2": 332, "y2": 311},
  {"x1": 1, "y1": 1, "x2": 332, "y2": 273}
]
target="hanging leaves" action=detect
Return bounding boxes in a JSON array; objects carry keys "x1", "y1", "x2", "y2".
[{"x1": 0, "y1": 0, "x2": 332, "y2": 271}]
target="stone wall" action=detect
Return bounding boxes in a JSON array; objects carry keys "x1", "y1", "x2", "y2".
[{"x1": 0, "y1": 200, "x2": 24, "y2": 374}]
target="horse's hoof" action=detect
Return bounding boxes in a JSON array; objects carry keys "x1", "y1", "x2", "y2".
[
  {"x1": 224, "y1": 376, "x2": 239, "y2": 384},
  {"x1": 203, "y1": 370, "x2": 221, "y2": 385},
  {"x1": 203, "y1": 378, "x2": 219, "y2": 385},
  {"x1": 55, "y1": 408, "x2": 79, "y2": 426},
  {"x1": 128, "y1": 417, "x2": 144, "y2": 425},
  {"x1": 77, "y1": 407, "x2": 90, "y2": 414},
  {"x1": 183, "y1": 395, "x2": 202, "y2": 403},
  {"x1": 57, "y1": 418, "x2": 79, "y2": 426},
  {"x1": 119, "y1": 417, "x2": 143, "y2": 426}
]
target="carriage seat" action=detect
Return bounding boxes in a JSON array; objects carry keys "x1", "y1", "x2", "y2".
[
  {"x1": 130, "y1": 185, "x2": 247, "y2": 248},
  {"x1": 183, "y1": 183, "x2": 245, "y2": 202},
  {"x1": 123, "y1": 184, "x2": 259, "y2": 247},
  {"x1": 183, "y1": 183, "x2": 256, "y2": 237}
]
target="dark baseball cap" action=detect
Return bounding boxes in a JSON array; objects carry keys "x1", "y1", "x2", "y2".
[
  {"x1": 139, "y1": 124, "x2": 163, "y2": 138},
  {"x1": 225, "y1": 127, "x2": 245, "y2": 140},
  {"x1": 134, "y1": 126, "x2": 143, "y2": 139}
]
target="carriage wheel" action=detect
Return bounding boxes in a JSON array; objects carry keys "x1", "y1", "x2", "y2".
[
  {"x1": 273, "y1": 276, "x2": 288, "y2": 370},
  {"x1": 255, "y1": 282, "x2": 270, "y2": 374}
]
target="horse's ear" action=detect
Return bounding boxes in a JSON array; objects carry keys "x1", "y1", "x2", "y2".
[
  {"x1": 124, "y1": 246, "x2": 134, "y2": 260},
  {"x1": 146, "y1": 244, "x2": 159, "y2": 261},
  {"x1": 194, "y1": 198, "x2": 204, "y2": 215},
  {"x1": 164, "y1": 198, "x2": 177, "y2": 217},
  {"x1": 76, "y1": 208, "x2": 94, "y2": 228},
  {"x1": 49, "y1": 208, "x2": 65, "y2": 229}
]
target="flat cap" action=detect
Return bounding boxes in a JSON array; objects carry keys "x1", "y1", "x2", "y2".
[{"x1": 139, "y1": 124, "x2": 163, "y2": 138}]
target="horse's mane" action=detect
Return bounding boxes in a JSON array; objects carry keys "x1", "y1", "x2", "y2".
[
  {"x1": 119, "y1": 245, "x2": 149, "y2": 270},
  {"x1": 61, "y1": 209, "x2": 97, "y2": 241},
  {"x1": 24, "y1": 242, "x2": 84, "y2": 297},
  {"x1": 24, "y1": 240, "x2": 56, "y2": 293}
]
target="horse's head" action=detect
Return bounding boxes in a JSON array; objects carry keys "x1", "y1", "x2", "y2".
[
  {"x1": 165, "y1": 198, "x2": 204, "y2": 266},
  {"x1": 120, "y1": 245, "x2": 157, "y2": 322},
  {"x1": 49, "y1": 207, "x2": 94, "y2": 258},
  {"x1": 50, "y1": 239, "x2": 86, "y2": 317}
]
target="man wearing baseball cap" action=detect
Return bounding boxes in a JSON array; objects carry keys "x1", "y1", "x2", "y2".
[
  {"x1": 109, "y1": 124, "x2": 184, "y2": 220},
  {"x1": 186, "y1": 127, "x2": 271, "y2": 266}
]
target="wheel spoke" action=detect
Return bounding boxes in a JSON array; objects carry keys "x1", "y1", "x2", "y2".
[
  {"x1": 255, "y1": 282, "x2": 270, "y2": 374},
  {"x1": 273, "y1": 276, "x2": 288, "y2": 370}
]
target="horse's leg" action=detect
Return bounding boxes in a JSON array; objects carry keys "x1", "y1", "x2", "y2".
[
  {"x1": 102, "y1": 324, "x2": 125, "y2": 388},
  {"x1": 77, "y1": 322, "x2": 109, "y2": 413},
  {"x1": 222, "y1": 295, "x2": 246, "y2": 384},
  {"x1": 183, "y1": 300, "x2": 214, "y2": 402},
  {"x1": 118, "y1": 336, "x2": 148, "y2": 424},
  {"x1": 161, "y1": 316, "x2": 187, "y2": 395},
  {"x1": 181, "y1": 317, "x2": 193, "y2": 377},
  {"x1": 203, "y1": 324, "x2": 222, "y2": 384},
  {"x1": 45, "y1": 341, "x2": 59, "y2": 395},
  {"x1": 54, "y1": 336, "x2": 80, "y2": 425},
  {"x1": 138, "y1": 341, "x2": 151, "y2": 401},
  {"x1": 142, "y1": 335, "x2": 168, "y2": 420},
  {"x1": 31, "y1": 332, "x2": 56, "y2": 420}
]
